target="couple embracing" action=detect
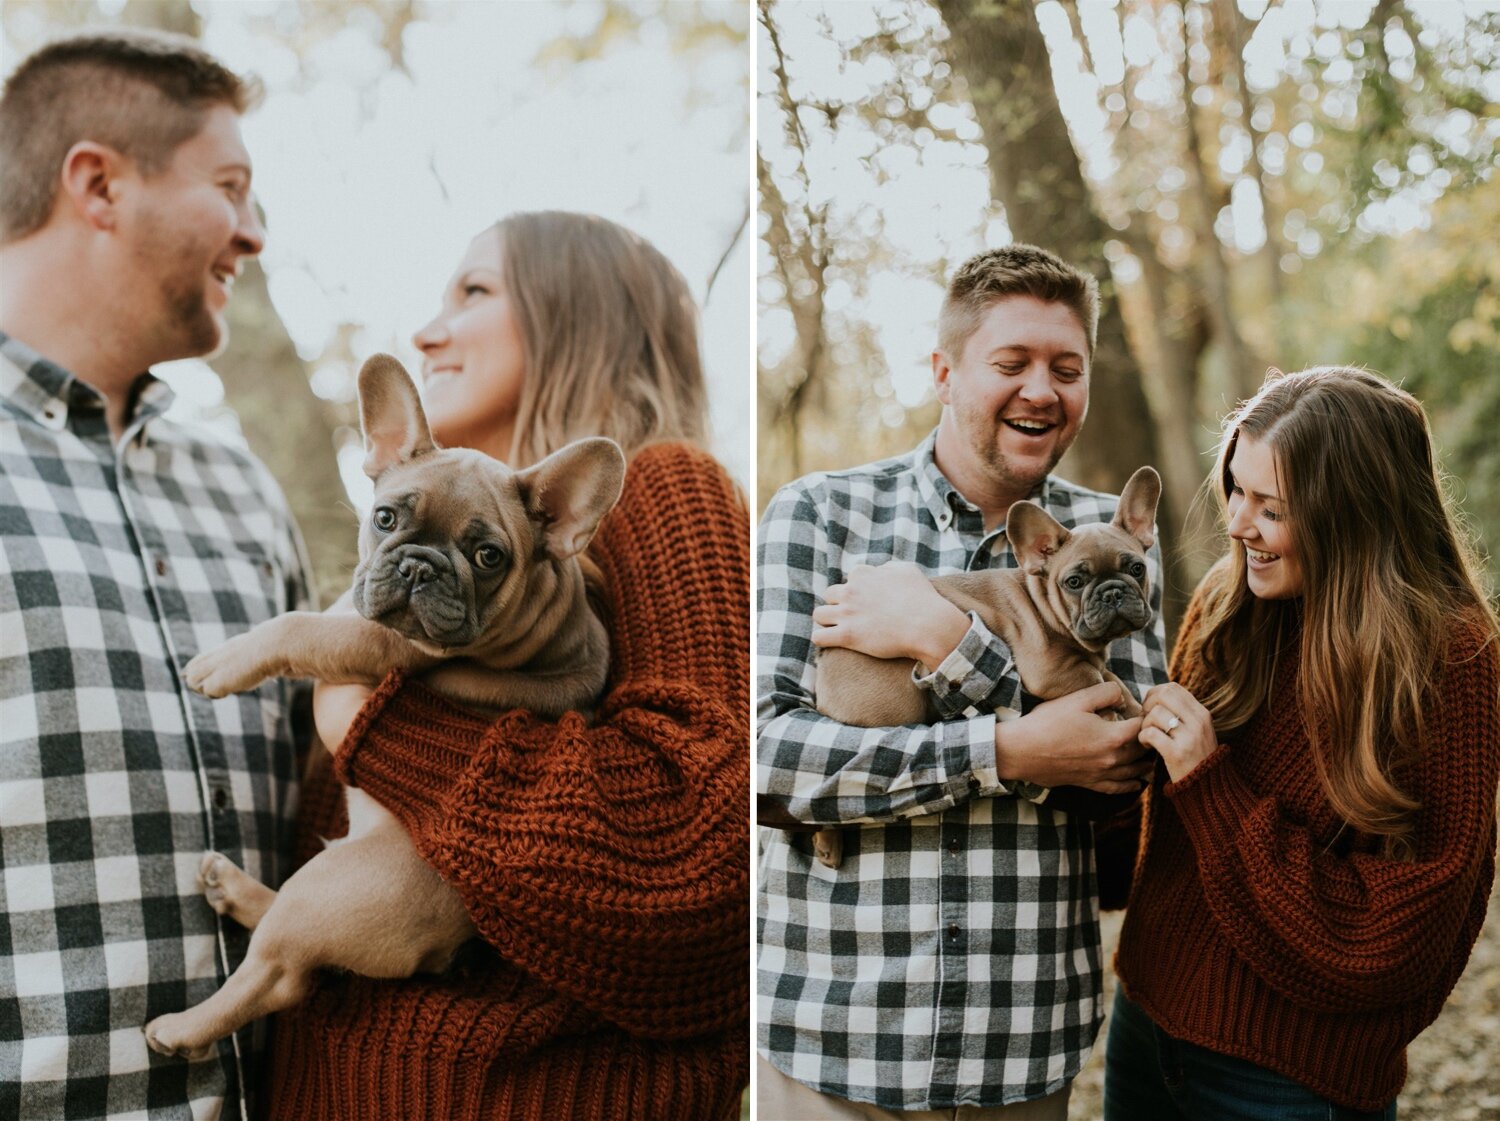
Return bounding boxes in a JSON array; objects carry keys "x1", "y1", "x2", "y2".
[
  {"x1": 756, "y1": 245, "x2": 1498, "y2": 1119},
  {"x1": 0, "y1": 28, "x2": 749, "y2": 1121}
]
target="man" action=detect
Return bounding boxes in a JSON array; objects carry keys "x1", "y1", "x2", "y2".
[
  {"x1": 0, "y1": 30, "x2": 310, "y2": 1120},
  {"x1": 757, "y1": 245, "x2": 1168, "y2": 1119}
]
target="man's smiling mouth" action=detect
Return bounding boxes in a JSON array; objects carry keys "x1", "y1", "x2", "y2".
[{"x1": 1003, "y1": 417, "x2": 1055, "y2": 435}]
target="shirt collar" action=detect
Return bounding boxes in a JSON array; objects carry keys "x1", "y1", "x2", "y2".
[
  {"x1": 0, "y1": 330, "x2": 174, "y2": 433},
  {"x1": 911, "y1": 426, "x2": 1056, "y2": 532}
]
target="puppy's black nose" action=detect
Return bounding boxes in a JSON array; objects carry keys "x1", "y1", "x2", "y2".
[
  {"x1": 1099, "y1": 583, "x2": 1124, "y2": 607},
  {"x1": 399, "y1": 557, "x2": 436, "y2": 587}
]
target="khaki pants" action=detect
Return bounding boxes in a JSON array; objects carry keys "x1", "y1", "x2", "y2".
[{"x1": 756, "y1": 1055, "x2": 1071, "y2": 1121}]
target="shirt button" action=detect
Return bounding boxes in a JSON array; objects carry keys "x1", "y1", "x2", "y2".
[
  {"x1": 212, "y1": 788, "x2": 229, "y2": 810},
  {"x1": 947, "y1": 837, "x2": 961, "y2": 854},
  {"x1": 154, "y1": 557, "x2": 168, "y2": 577},
  {"x1": 947, "y1": 923, "x2": 961, "y2": 940}
]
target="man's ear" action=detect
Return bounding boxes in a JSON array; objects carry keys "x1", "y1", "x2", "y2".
[
  {"x1": 932, "y1": 349, "x2": 953, "y2": 405},
  {"x1": 60, "y1": 142, "x2": 127, "y2": 231}
]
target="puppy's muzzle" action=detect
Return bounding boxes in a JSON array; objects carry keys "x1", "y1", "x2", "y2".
[
  {"x1": 398, "y1": 554, "x2": 439, "y2": 588},
  {"x1": 1078, "y1": 578, "x2": 1150, "y2": 641},
  {"x1": 358, "y1": 545, "x2": 473, "y2": 645}
]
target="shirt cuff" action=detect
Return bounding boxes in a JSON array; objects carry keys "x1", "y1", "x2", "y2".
[
  {"x1": 948, "y1": 711, "x2": 1013, "y2": 801},
  {"x1": 914, "y1": 612, "x2": 1019, "y2": 720}
]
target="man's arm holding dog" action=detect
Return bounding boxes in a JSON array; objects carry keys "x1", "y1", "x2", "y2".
[{"x1": 757, "y1": 480, "x2": 1151, "y2": 830}]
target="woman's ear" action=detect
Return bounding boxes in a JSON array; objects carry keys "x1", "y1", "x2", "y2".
[{"x1": 60, "y1": 141, "x2": 128, "y2": 231}]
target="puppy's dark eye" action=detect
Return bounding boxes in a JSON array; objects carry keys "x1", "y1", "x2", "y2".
[
  {"x1": 372, "y1": 506, "x2": 397, "y2": 532},
  {"x1": 473, "y1": 544, "x2": 506, "y2": 571},
  {"x1": 1129, "y1": 561, "x2": 1146, "y2": 578},
  {"x1": 1065, "y1": 574, "x2": 1086, "y2": 591}
]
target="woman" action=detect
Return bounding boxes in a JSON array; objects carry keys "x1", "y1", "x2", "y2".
[
  {"x1": 265, "y1": 212, "x2": 749, "y2": 1120},
  {"x1": 1103, "y1": 367, "x2": 1499, "y2": 1120}
]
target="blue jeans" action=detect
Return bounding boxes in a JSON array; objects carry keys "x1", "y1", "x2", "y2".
[{"x1": 1102, "y1": 989, "x2": 1396, "y2": 1121}]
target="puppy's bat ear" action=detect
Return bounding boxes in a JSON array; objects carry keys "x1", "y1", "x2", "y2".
[
  {"x1": 516, "y1": 437, "x2": 627, "y2": 561},
  {"x1": 1113, "y1": 466, "x2": 1161, "y2": 550},
  {"x1": 1007, "y1": 501, "x2": 1071, "y2": 575},
  {"x1": 358, "y1": 354, "x2": 437, "y2": 479}
]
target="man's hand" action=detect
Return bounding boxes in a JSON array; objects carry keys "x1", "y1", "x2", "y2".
[
  {"x1": 811, "y1": 562, "x2": 970, "y2": 669},
  {"x1": 994, "y1": 681, "x2": 1152, "y2": 794}
]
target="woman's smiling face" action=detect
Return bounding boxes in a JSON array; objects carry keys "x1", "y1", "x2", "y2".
[
  {"x1": 1226, "y1": 433, "x2": 1303, "y2": 599},
  {"x1": 411, "y1": 225, "x2": 526, "y2": 460}
]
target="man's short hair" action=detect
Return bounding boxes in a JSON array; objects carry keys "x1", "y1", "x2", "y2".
[
  {"x1": 0, "y1": 28, "x2": 258, "y2": 243},
  {"x1": 938, "y1": 244, "x2": 1100, "y2": 363}
]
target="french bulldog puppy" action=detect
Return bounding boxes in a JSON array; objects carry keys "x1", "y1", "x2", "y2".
[
  {"x1": 810, "y1": 465, "x2": 1161, "y2": 868},
  {"x1": 143, "y1": 353, "x2": 624, "y2": 1061}
]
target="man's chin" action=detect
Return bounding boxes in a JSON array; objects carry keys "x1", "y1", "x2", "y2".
[
  {"x1": 188, "y1": 311, "x2": 228, "y2": 360},
  {"x1": 156, "y1": 295, "x2": 229, "y2": 362},
  {"x1": 990, "y1": 441, "x2": 1062, "y2": 490}
]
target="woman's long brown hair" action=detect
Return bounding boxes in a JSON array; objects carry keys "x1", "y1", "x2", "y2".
[
  {"x1": 1192, "y1": 367, "x2": 1497, "y2": 859},
  {"x1": 493, "y1": 211, "x2": 709, "y2": 468}
]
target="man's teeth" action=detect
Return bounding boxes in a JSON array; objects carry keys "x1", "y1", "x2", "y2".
[{"x1": 1006, "y1": 418, "x2": 1052, "y2": 432}]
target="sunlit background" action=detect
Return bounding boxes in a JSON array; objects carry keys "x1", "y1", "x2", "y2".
[
  {"x1": 3, "y1": 0, "x2": 750, "y2": 599},
  {"x1": 758, "y1": 0, "x2": 1500, "y2": 601}
]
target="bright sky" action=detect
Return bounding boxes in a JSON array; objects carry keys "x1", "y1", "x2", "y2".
[
  {"x1": 1, "y1": 0, "x2": 751, "y2": 506},
  {"x1": 759, "y1": 0, "x2": 1497, "y2": 411}
]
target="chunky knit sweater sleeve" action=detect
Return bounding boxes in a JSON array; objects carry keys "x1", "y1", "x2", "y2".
[
  {"x1": 330, "y1": 442, "x2": 750, "y2": 1040},
  {"x1": 1164, "y1": 585, "x2": 1500, "y2": 1015}
]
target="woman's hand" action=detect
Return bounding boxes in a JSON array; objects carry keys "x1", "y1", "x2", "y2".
[
  {"x1": 313, "y1": 681, "x2": 374, "y2": 755},
  {"x1": 811, "y1": 562, "x2": 970, "y2": 669},
  {"x1": 1140, "y1": 682, "x2": 1218, "y2": 783}
]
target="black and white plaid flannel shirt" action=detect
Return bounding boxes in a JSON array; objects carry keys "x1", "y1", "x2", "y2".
[
  {"x1": 757, "y1": 430, "x2": 1167, "y2": 1111},
  {"x1": 0, "y1": 332, "x2": 312, "y2": 1120}
]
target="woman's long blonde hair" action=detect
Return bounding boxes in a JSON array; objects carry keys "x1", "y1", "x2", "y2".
[
  {"x1": 1191, "y1": 367, "x2": 1497, "y2": 859},
  {"x1": 495, "y1": 211, "x2": 709, "y2": 468}
]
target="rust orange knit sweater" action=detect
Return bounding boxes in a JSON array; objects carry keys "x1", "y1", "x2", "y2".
[
  {"x1": 263, "y1": 443, "x2": 750, "y2": 1121},
  {"x1": 1113, "y1": 577, "x2": 1500, "y2": 1112}
]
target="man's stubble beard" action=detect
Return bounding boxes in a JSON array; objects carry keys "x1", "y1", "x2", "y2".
[
  {"x1": 133, "y1": 204, "x2": 225, "y2": 361},
  {"x1": 956, "y1": 397, "x2": 1075, "y2": 499}
]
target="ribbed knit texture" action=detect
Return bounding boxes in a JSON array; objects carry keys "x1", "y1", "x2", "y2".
[
  {"x1": 1114, "y1": 582, "x2": 1500, "y2": 1112},
  {"x1": 264, "y1": 443, "x2": 750, "y2": 1120}
]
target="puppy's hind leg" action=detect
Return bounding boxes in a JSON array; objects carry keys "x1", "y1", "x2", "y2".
[
  {"x1": 143, "y1": 918, "x2": 314, "y2": 1061},
  {"x1": 199, "y1": 852, "x2": 277, "y2": 931}
]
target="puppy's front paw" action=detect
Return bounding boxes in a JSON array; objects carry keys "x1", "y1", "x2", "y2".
[
  {"x1": 143, "y1": 1015, "x2": 216, "y2": 1063},
  {"x1": 184, "y1": 633, "x2": 276, "y2": 697}
]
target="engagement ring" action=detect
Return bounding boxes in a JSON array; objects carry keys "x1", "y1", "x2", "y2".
[{"x1": 1165, "y1": 714, "x2": 1181, "y2": 734}]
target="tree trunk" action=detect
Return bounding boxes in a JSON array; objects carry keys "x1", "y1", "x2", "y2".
[
  {"x1": 932, "y1": 0, "x2": 1187, "y2": 626},
  {"x1": 216, "y1": 260, "x2": 358, "y2": 605},
  {"x1": 118, "y1": 0, "x2": 355, "y2": 604},
  {"x1": 1176, "y1": 0, "x2": 1259, "y2": 401},
  {"x1": 932, "y1": 0, "x2": 1161, "y2": 496}
]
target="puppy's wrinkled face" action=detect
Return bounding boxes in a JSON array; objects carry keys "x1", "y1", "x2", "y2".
[
  {"x1": 1046, "y1": 529, "x2": 1153, "y2": 647},
  {"x1": 352, "y1": 449, "x2": 533, "y2": 651},
  {"x1": 1009, "y1": 465, "x2": 1161, "y2": 651}
]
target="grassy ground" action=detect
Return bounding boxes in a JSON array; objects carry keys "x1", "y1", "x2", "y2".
[{"x1": 1067, "y1": 879, "x2": 1500, "y2": 1119}]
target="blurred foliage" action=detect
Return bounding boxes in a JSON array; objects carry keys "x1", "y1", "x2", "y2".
[
  {"x1": 1326, "y1": 176, "x2": 1500, "y2": 583},
  {"x1": 759, "y1": 0, "x2": 1500, "y2": 612}
]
